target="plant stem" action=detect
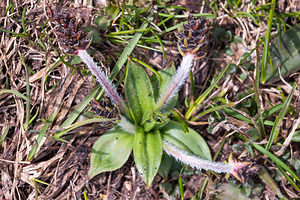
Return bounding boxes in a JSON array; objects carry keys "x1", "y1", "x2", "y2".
[
  {"x1": 156, "y1": 54, "x2": 194, "y2": 110},
  {"x1": 163, "y1": 141, "x2": 233, "y2": 173},
  {"x1": 77, "y1": 50, "x2": 129, "y2": 116}
]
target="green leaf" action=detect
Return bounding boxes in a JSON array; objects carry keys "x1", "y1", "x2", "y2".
[
  {"x1": 0, "y1": 89, "x2": 30, "y2": 101},
  {"x1": 133, "y1": 127, "x2": 162, "y2": 186},
  {"x1": 151, "y1": 62, "x2": 177, "y2": 114},
  {"x1": 125, "y1": 62, "x2": 155, "y2": 124},
  {"x1": 266, "y1": 82, "x2": 296, "y2": 150},
  {"x1": 61, "y1": 86, "x2": 100, "y2": 127},
  {"x1": 259, "y1": 167, "x2": 286, "y2": 199},
  {"x1": 266, "y1": 24, "x2": 300, "y2": 83},
  {"x1": 185, "y1": 63, "x2": 231, "y2": 120},
  {"x1": 292, "y1": 131, "x2": 300, "y2": 142},
  {"x1": 161, "y1": 121, "x2": 211, "y2": 161},
  {"x1": 261, "y1": 0, "x2": 276, "y2": 83},
  {"x1": 0, "y1": 125, "x2": 9, "y2": 145},
  {"x1": 158, "y1": 153, "x2": 174, "y2": 179},
  {"x1": 89, "y1": 128, "x2": 133, "y2": 178}
]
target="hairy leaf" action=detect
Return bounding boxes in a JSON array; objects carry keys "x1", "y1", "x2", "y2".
[
  {"x1": 133, "y1": 127, "x2": 162, "y2": 186},
  {"x1": 89, "y1": 128, "x2": 133, "y2": 178},
  {"x1": 125, "y1": 61, "x2": 155, "y2": 124}
]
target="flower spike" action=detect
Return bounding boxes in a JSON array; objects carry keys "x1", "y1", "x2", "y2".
[
  {"x1": 177, "y1": 15, "x2": 208, "y2": 60},
  {"x1": 156, "y1": 16, "x2": 209, "y2": 110},
  {"x1": 51, "y1": 7, "x2": 129, "y2": 116}
]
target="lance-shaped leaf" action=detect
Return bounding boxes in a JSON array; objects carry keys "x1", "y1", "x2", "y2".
[
  {"x1": 125, "y1": 61, "x2": 156, "y2": 124},
  {"x1": 133, "y1": 127, "x2": 162, "y2": 187},
  {"x1": 89, "y1": 128, "x2": 133, "y2": 178}
]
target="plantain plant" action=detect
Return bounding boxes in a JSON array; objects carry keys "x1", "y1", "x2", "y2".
[
  {"x1": 53, "y1": 11, "x2": 250, "y2": 186},
  {"x1": 83, "y1": 53, "x2": 236, "y2": 187}
]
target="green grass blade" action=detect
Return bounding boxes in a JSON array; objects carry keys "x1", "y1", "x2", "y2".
[
  {"x1": 21, "y1": 6, "x2": 27, "y2": 33},
  {"x1": 109, "y1": 12, "x2": 153, "y2": 81},
  {"x1": 83, "y1": 188, "x2": 88, "y2": 200},
  {"x1": 118, "y1": 3, "x2": 126, "y2": 32},
  {"x1": 189, "y1": 71, "x2": 196, "y2": 100},
  {"x1": 179, "y1": 169, "x2": 184, "y2": 200},
  {"x1": 251, "y1": 142, "x2": 300, "y2": 182},
  {"x1": 60, "y1": 86, "x2": 100, "y2": 127},
  {"x1": 185, "y1": 63, "x2": 231, "y2": 120},
  {"x1": 262, "y1": 103, "x2": 283, "y2": 119},
  {"x1": 0, "y1": 28, "x2": 17, "y2": 34},
  {"x1": 130, "y1": 57, "x2": 162, "y2": 87},
  {"x1": 223, "y1": 107, "x2": 253, "y2": 124},
  {"x1": 4, "y1": 0, "x2": 13, "y2": 15},
  {"x1": 276, "y1": 165, "x2": 300, "y2": 193},
  {"x1": 0, "y1": 89, "x2": 30, "y2": 101},
  {"x1": 254, "y1": 48, "x2": 266, "y2": 138},
  {"x1": 191, "y1": 102, "x2": 236, "y2": 121},
  {"x1": 54, "y1": 117, "x2": 117, "y2": 139},
  {"x1": 109, "y1": 28, "x2": 150, "y2": 35},
  {"x1": 252, "y1": 143, "x2": 300, "y2": 192},
  {"x1": 149, "y1": 28, "x2": 165, "y2": 59},
  {"x1": 266, "y1": 82, "x2": 296, "y2": 150},
  {"x1": 236, "y1": 12, "x2": 259, "y2": 25},
  {"x1": 28, "y1": 109, "x2": 59, "y2": 161},
  {"x1": 157, "y1": 13, "x2": 215, "y2": 19},
  {"x1": 261, "y1": 0, "x2": 276, "y2": 83},
  {"x1": 20, "y1": 53, "x2": 31, "y2": 129},
  {"x1": 28, "y1": 107, "x2": 39, "y2": 126},
  {"x1": 34, "y1": 178, "x2": 50, "y2": 186},
  {"x1": 172, "y1": 110, "x2": 189, "y2": 134},
  {"x1": 0, "y1": 125, "x2": 9, "y2": 145}
]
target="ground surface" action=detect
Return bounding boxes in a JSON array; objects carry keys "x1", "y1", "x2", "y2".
[{"x1": 0, "y1": 0, "x2": 300, "y2": 199}]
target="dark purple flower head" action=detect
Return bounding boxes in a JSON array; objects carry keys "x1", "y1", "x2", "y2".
[
  {"x1": 177, "y1": 15, "x2": 208, "y2": 59},
  {"x1": 51, "y1": 6, "x2": 91, "y2": 54}
]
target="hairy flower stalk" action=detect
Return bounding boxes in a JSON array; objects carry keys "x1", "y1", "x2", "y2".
[
  {"x1": 51, "y1": 8, "x2": 129, "y2": 117},
  {"x1": 77, "y1": 50, "x2": 129, "y2": 115},
  {"x1": 118, "y1": 116, "x2": 136, "y2": 135},
  {"x1": 156, "y1": 54, "x2": 194, "y2": 110},
  {"x1": 163, "y1": 141, "x2": 234, "y2": 173},
  {"x1": 156, "y1": 16, "x2": 208, "y2": 111}
]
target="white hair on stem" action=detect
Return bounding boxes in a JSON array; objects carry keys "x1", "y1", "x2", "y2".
[
  {"x1": 162, "y1": 140, "x2": 234, "y2": 173},
  {"x1": 77, "y1": 50, "x2": 128, "y2": 114},
  {"x1": 156, "y1": 54, "x2": 194, "y2": 110},
  {"x1": 118, "y1": 116, "x2": 136, "y2": 135}
]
